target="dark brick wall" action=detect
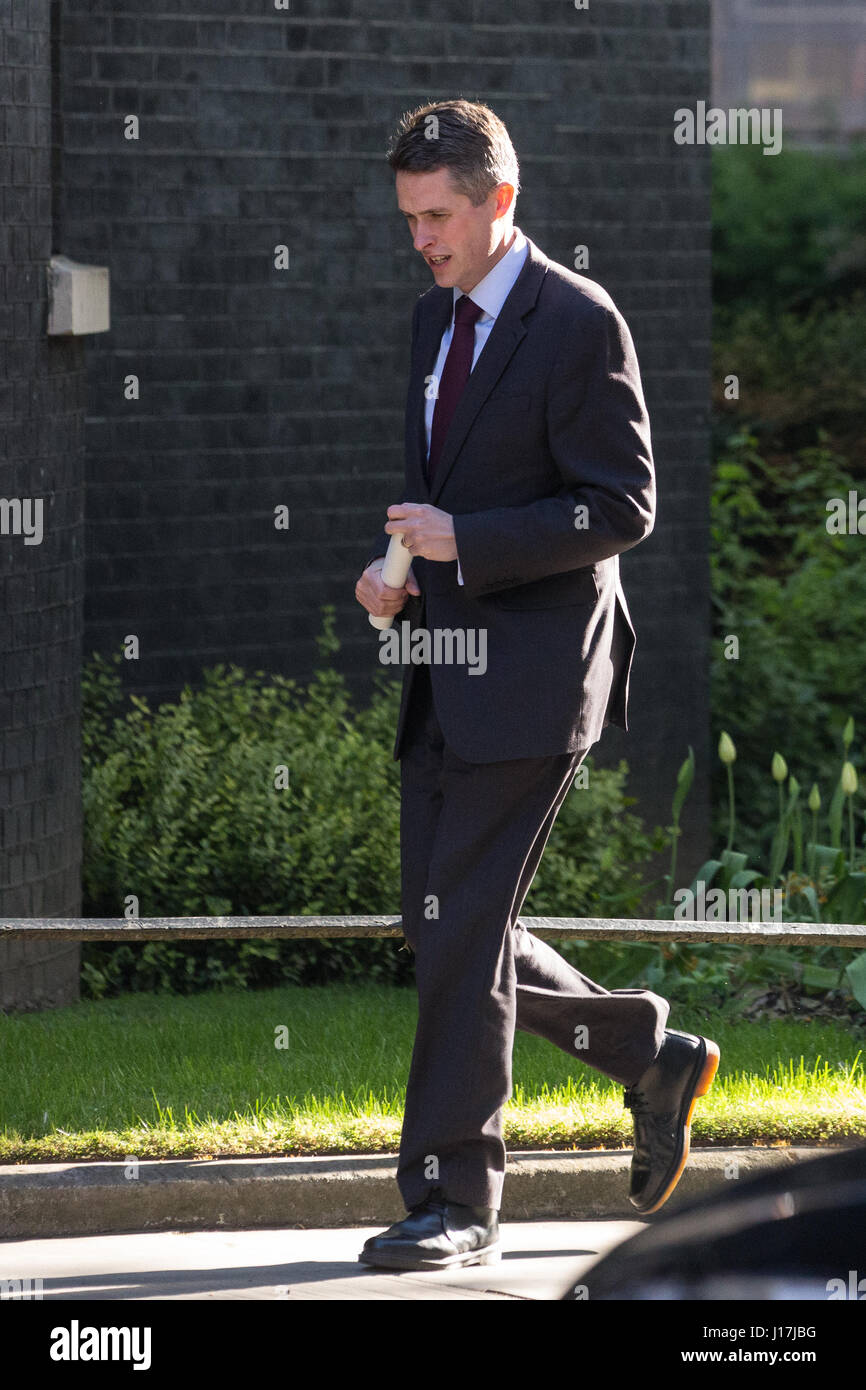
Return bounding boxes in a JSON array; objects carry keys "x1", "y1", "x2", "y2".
[
  {"x1": 54, "y1": 0, "x2": 711, "y2": 872},
  {"x1": 1, "y1": 0, "x2": 83, "y2": 1010}
]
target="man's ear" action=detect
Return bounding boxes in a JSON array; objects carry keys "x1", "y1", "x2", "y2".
[{"x1": 494, "y1": 182, "x2": 516, "y2": 219}]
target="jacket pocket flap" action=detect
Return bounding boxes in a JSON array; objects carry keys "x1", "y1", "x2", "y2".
[{"x1": 493, "y1": 567, "x2": 599, "y2": 609}]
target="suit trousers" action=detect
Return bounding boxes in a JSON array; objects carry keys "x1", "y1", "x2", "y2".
[{"x1": 396, "y1": 660, "x2": 670, "y2": 1211}]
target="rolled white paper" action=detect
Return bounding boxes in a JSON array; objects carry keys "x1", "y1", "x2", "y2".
[{"x1": 369, "y1": 531, "x2": 412, "y2": 630}]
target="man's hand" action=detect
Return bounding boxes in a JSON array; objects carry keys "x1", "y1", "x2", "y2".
[
  {"x1": 355, "y1": 554, "x2": 421, "y2": 621},
  {"x1": 385, "y1": 503, "x2": 458, "y2": 563}
]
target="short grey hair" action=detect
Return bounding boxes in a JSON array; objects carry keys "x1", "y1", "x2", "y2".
[{"x1": 386, "y1": 99, "x2": 520, "y2": 207}]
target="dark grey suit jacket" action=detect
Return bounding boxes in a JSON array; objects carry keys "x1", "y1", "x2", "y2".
[{"x1": 365, "y1": 234, "x2": 655, "y2": 763}]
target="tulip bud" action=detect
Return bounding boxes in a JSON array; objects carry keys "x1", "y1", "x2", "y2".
[
  {"x1": 788, "y1": 775, "x2": 799, "y2": 799},
  {"x1": 771, "y1": 752, "x2": 787, "y2": 782},
  {"x1": 843, "y1": 717, "x2": 855, "y2": 750},
  {"x1": 718, "y1": 731, "x2": 736, "y2": 765},
  {"x1": 841, "y1": 762, "x2": 858, "y2": 797},
  {"x1": 808, "y1": 783, "x2": 821, "y2": 813}
]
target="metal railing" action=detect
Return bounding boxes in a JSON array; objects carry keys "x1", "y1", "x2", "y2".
[{"x1": 1, "y1": 916, "x2": 864, "y2": 946}]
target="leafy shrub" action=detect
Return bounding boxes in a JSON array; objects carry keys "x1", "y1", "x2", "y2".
[
  {"x1": 709, "y1": 432, "x2": 866, "y2": 861},
  {"x1": 713, "y1": 296, "x2": 866, "y2": 449},
  {"x1": 712, "y1": 143, "x2": 866, "y2": 321},
  {"x1": 710, "y1": 142, "x2": 866, "y2": 862}
]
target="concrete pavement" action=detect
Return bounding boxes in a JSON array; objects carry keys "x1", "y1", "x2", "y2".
[{"x1": 0, "y1": 1219, "x2": 643, "y2": 1300}]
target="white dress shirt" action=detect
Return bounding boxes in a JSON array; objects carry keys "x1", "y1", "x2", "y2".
[{"x1": 424, "y1": 226, "x2": 529, "y2": 585}]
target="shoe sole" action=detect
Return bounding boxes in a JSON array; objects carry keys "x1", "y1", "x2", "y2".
[
  {"x1": 358, "y1": 1242, "x2": 502, "y2": 1272},
  {"x1": 631, "y1": 1037, "x2": 720, "y2": 1216}
]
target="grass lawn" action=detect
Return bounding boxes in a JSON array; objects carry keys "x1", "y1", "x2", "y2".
[{"x1": 1, "y1": 984, "x2": 865, "y2": 1162}]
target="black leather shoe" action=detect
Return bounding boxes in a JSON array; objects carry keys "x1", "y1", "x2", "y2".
[
  {"x1": 358, "y1": 1188, "x2": 501, "y2": 1270},
  {"x1": 624, "y1": 1028, "x2": 720, "y2": 1215}
]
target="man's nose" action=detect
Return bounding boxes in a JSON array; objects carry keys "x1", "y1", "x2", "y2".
[{"x1": 413, "y1": 226, "x2": 435, "y2": 252}]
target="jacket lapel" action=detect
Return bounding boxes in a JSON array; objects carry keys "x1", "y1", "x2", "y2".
[
  {"x1": 406, "y1": 290, "x2": 452, "y2": 499},
  {"x1": 411, "y1": 236, "x2": 549, "y2": 504}
]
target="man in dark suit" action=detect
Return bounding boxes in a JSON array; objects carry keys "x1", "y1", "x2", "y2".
[{"x1": 354, "y1": 100, "x2": 719, "y2": 1271}]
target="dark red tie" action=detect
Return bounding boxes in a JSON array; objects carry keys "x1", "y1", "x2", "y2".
[{"x1": 427, "y1": 294, "x2": 483, "y2": 484}]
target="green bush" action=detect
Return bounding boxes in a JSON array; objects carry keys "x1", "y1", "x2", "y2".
[
  {"x1": 710, "y1": 150, "x2": 866, "y2": 863},
  {"x1": 709, "y1": 431, "x2": 866, "y2": 861},
  {"x1": 81, "y1": 610, "x2": 661, "y2": 998},
  {"x1": 713, "y1": 296, "x2": 866, "y2": 449},
  {"x1": 712, "y1": 143, "x2": 866, "y2": 321}
]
